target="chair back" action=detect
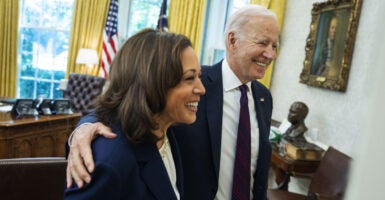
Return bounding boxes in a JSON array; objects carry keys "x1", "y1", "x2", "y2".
[
  {"x1": 307, "y1": 146, "x2": 351, "y2": 199},
  {"x1": 0, "y1": 157, "x2": 67, "y2": 200},
  {"x1": 63, "y1": 73, "x2": 106, "y2": 114}
]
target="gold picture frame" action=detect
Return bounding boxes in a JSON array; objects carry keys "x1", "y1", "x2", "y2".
[{"x1": 300, "y1": 0, "x2": 362, "y2": 92}]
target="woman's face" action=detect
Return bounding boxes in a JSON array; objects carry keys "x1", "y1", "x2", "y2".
[{"x1": 160, "y1": 47, "x2": 206, "y2": 125}]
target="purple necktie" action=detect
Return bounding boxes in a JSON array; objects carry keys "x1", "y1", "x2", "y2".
[{"x1": 232, "y1": 84, "x2": 251, "y2": 200}]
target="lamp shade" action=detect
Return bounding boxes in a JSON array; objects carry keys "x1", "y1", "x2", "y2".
[{"x1": 76, "y1": 48, "x2": 99, "y2": 65}]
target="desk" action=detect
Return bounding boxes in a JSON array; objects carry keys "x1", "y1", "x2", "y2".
[
  {"x1": 0, "y1": 112, "x2": 81, "y2": 158},
  {"x1": 270, "y1": 143, "x2": 320, "y2": 191}
]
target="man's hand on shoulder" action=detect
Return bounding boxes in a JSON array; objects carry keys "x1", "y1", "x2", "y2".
[{"x1": 66, "y1": 122, "x2": 116, "y2": 188}]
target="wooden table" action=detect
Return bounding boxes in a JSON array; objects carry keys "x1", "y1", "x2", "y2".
[
  {"x1": 0, "y1": 112, "x2": 81, "y2": 158},
  {"x1": 270, "y1": 143, "x2": 320, "y2": 191}
]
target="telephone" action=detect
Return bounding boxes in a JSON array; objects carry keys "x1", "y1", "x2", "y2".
[{"x1": 37, "y1": 99, "x2": 53, "y2": 115}]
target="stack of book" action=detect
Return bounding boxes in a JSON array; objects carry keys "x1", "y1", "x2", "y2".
[{"x1": 285, "y1": 140, "x2": 325, "y2": 161}]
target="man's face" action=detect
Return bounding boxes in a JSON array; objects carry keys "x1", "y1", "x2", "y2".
[
  {"x1": 329, "y1": 18, "x2": 337, "y2": 40},
  {"x1": 227, "y1": 16, "x2": 280, "y2": 83}
]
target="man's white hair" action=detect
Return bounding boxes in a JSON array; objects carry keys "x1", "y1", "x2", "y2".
[{"x1": 224, "y1": 4, "x2": 277, "y2": 44}]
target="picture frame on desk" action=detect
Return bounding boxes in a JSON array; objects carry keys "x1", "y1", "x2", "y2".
[
  {"x1": 299, "y1": 0, "x2": 362, "y2": 92},
  {"x1": 51, "y1": 99, "x2": 73, "y2": 115},
  {"x1": 11, "y1": 99, "x2": 38, "y2": 116}
]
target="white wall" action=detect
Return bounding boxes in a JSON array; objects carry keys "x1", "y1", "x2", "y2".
[
  {"x1": 344, "y1": 26, "x2": 385, "y2": 199},
  {"x1": 344, "y1": 0, "x2": 385, "y2": 198},
  {"x1": 270, "y1": 0, "x2": 380, "y2": 156}
]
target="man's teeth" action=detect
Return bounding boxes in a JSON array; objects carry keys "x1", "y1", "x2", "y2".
[{"x1": 255, "y1": 61, "x2": 267, "y2": 67}]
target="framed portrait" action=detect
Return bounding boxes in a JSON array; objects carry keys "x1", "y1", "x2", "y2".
[{"x1": 299, "y1": 0, "x2": 362, "y2": 92}]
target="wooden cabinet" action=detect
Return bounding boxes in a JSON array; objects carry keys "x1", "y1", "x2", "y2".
[
  {"x1": 270, "y1": 143, "x2": 320, "y2": 191},
  {"x1": 0, "y1": 113, "x2": 81, "y2": 158}
]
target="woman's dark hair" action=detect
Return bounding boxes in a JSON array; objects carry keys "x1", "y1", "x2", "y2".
[{"x1": 95, "y1": 28, "x2": 192, "y2": 143}]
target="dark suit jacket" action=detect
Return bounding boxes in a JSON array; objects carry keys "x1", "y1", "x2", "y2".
[
  {"x1": 65, "y1": 122, "x2": 184, "y2": 200},
  {"x1": 173, "y1": 61, "x2": 273, "y2": 200},
  {"x1": 69, "y1": 60, "x2": 272, "y2": 200}
]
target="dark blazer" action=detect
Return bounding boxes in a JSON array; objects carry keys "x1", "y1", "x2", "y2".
[
  {"x1": 68, "y1": 60, "x2": 272, "y2": 199},
  {"x1": 173, "y1": 61, "x2": 273, "y2": 200},
  {"x1": 65, "y1": 121, "x2": 184, "y2": 200}
]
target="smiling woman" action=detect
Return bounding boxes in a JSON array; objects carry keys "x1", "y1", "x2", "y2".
[{"x1": 64, "y1": 29, "x2": 206, "y2": 200}]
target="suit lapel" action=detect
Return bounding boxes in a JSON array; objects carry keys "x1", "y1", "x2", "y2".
[
  {"x1": 251, "y1": 81, "x2": 269, "y2": 146},
  {"x1": 133, "y1": 142, "x2": 177, "y2": 200},
  {"x1": 203, "y1": 62, "x2": 224, "y2": 179}
]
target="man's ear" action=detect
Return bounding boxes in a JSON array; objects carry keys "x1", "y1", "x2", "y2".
[{"x1": 227, "y1": 32, "x2": 237, "y2": 49}]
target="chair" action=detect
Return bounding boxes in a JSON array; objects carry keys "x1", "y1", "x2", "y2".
[
  {"x1": 268, "y1": 146, "x2": 351, "y2": 200},
  {"x1": 0, "y1": 157, "x2": 67, "y2": 200},
  {"x1": 63, "y1": 73, "x2": 106, "y2": 114}
]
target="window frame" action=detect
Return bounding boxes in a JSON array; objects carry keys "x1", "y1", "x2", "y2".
[{"x1": 17, "y1": 0, "x2": 74, "y2": 99}]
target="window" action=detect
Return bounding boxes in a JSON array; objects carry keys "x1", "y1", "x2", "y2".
[
  {"x1": 17, "y1": 0, "x2": 74, "y2": 99},
  {"x1": 231, "y1": 0, "x2": 249, "y2": 13},
  {"x1": 119, "y1": 0, "x2": 164, "y2": 44},
  {"x1": 201, "y1": 0, "x2": 249, "y2": 65}
]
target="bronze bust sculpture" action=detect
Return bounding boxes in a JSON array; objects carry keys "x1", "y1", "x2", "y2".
[{"x1": 281, "y1": 101, "x2": 309, "y2": 144}]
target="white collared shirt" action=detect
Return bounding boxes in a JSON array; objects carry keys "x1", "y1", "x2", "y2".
[
  {"x1": 215, "y1": 59, "x2": 259, "y2": 200},
  {"x1": 159, "y1": 134, "x2": 180, "y2": 200}
]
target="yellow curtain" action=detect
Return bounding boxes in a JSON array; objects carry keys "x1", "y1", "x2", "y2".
[
  {"x1": 66, "y1": 0, "x2": 110, "y2": 77},
  {"x1": 250, "y1": 0, "x2": 286, "y2": 88},
  {"x1": 168, "y1": 0, "x2": 207, "y2": 60},
  {"x1": 0, "y1": 0, "x2": 19, "y2": 98}
]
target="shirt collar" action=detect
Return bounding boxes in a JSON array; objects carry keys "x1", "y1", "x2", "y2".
[{"x1": 222, "y1": 58, "x2": 251, "y2": 92}]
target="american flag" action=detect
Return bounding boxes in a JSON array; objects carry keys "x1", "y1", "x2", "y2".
[
  {"x1": 156, "y1": 0, "x2": 168, "y2": 32},
  {"x1": 101, "y1": 0, "x2": 119, "y2": 79}
]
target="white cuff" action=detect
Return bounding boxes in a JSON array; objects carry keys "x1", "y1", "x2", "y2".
[{"x1": 67, "y1": 122, "x2": 93, "y2": 146}]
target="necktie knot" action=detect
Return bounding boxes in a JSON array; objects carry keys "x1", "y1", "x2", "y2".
[
  {"x1": 239, "y1": 84, "x2": 247, "y2": 95},
  {"x1": 239, "y1": 85, "x2": 248, "y2": 106}
]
